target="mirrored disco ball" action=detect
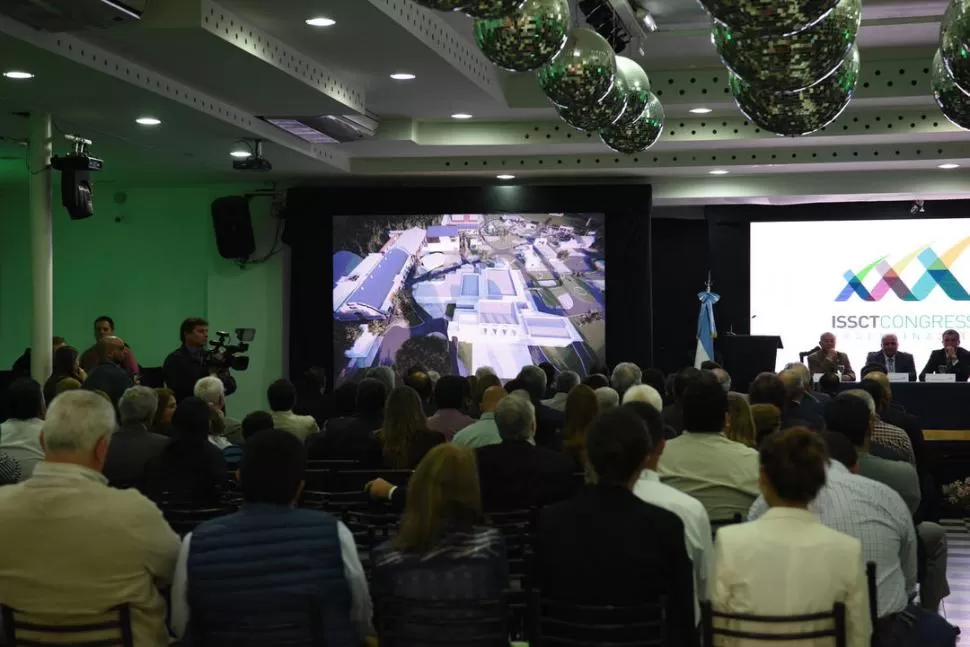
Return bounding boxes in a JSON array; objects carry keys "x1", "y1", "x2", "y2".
[
  {"x1": 730, "y1": 44, "x2": 860, "y2": 136},
  {"x1": 557, "y1": 74, "x2": 628, "y2": 132},
  {"x1": 413, "y1": 0, "x2": 469, "y2": 10},
  {"x1": 463, "y1": 0, "x2": 527, "y2": 19},
  {"x1": 613, "y1": 56, "x2": 652, "y2": 128},
  {"x1": 537, "y1": 28, "x2": 616, "y2": 108},
  {"x1": 940, "y1": 0, "x2": 970, "y2": 95},
  {"x1": 474, "y1": 0, "x2": 570, "y2": 72},
  {"x1": 698, "y1": 0, "x2": 840, "y2": 36},
  {"x1": 713, "y1": 0, "x2": 861, "y2": 93},
  {"x1": 932, "y1": 49, "x2": 970, "y2": 130},
  {"x1": 600, "y1": 92, "x2": 665, "y2": 154}
]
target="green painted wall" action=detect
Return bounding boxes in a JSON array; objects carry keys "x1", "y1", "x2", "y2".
[{"x1": 0, "y1": 180, "x2": 285, "y2": 415}]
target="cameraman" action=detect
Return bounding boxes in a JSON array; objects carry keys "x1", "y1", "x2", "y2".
[{"x1": 163, "y1": 317, "x2": 237, "y2": 403}]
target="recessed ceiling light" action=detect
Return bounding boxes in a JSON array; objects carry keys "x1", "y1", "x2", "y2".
[
  {"x1": 3, "y1": 71, "x2": 34, "y2": 80},
  {"x1": 390, "y1": 73, "x2": 416, "y2": 81},
  {"x1": 709, "y1": 169, "x2": 729, "y2": 175},
  {"x1": 451, "y1": 113, "x2": 473, "y2": 119},
  {"x1": 230, "y1": 150, "x2": 253, "y2": 159},
  {"x1": 496, "y1": 174, "x2": 515, "y2": 180},
  {"x1": 305, "y1": 16, "x2": 336, "y2": 27},
  {"x1": 938, "y1": 163, "x2": 960, "y2": 169},
  {"x1": 135, "y1": 117, "x2": 161, "y2": 126},
  {"x1": 689, "y1": 107, "x2": 713, "y2": 114}
]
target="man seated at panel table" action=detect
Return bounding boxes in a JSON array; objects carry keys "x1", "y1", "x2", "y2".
[
  {"x1": 866, "y1": 334, "x2": 918, "y2": 382},
  {"x1": 807, "y1": 332, "x2": 856, "y2": 382},
  {"x1": 920, "y1": 329, "x2": 970, "y2": 382}
]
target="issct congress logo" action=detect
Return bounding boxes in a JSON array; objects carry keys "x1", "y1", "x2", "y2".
[{"x1": 836, "y1": 237, "x2": 970, "y2": 302}]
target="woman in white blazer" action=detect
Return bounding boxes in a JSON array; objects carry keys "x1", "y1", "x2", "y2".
[{"x1": 710, "y1": 427, "x2": 871, "y2": 647}]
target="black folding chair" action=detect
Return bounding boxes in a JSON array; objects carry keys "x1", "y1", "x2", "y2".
[
  {"x1": 531, "y1": 593, "x2": 666, "y2": 646},
  {"x1": 866, "y1": 562, "x2": 878, "y2": 647},
  {"x1": 160, "y1": 505, "x2": 231, "y2": 536},
  {"x1": 344, "y1": 509, "x2": 402, "y2": 574},
  {"x1": 710, "y1": 513, "x2": 745, "y2": 539},
  {"x1": 488, "y1": 509, "x2": 536, "y2": 583},
  {"x1": 377, "y1": 595, "x2": 509, "y2": 647},
  {"x1": 306, "y1": 459, "x2": 360, "y2": 471},
  {"x1": 2, "y1": 604, "x2": 135, "y2": 647},
  {"x1": 326, "y1": 468, "x2": 412, "y2": 493},
  {"x1": 299, "y1": 490, "x2": 370, "y2": 520},
  {"x1": 189, "y1": 594, "x2": 322, "y2": 647},
  {"x1": 701, "y1": 600, "x2": 847, "y2": 647}
]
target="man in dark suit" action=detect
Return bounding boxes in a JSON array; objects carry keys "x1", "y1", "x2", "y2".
[
  {"x1": 474, "y1": 393, "x2": 576, "y2": 511},
  {"x1": 920, "y1": 329, "x2": 970, "y2": 381},
  {"x1": 535, "y1": 407, "x2": 698, "y2": 647},
  {"x1": 865, "y1": 334, "x2": 917, "y2": 382},
  {"x1": 102, "y1": 386, "x2": 169, "y2": 492}
]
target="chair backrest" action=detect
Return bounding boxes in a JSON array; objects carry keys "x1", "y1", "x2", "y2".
[
  {"x1": 299, "y1": 490, "x2": 370, "y2": 519},
  {"x1": 2, "y1": 604, "x2": 135, "y2": 647},
  {"x1": 532, "y1": 593, "x2": 666, "y2": 646},
  {"x1": 306, "y1": 459, "x2": 360, "y2": 471},
  {"x1": 701, "y1": 600, "x2": 847, "y2": 647},
  {"x1": 866, "y1": 561, "x2": 877, "y2": 647},
  {"x1": 344, "y1": 509, "x2": 402, "y2": 573},
  {"x1": 161, "y1": 505, "x2": 231, "y2": 536},
  {"x1": 710, "y1": 513, "x2": 745, "y2": 539},
  {"x1": 488, "y1": 509, "x2": 536, "y2": 582},
  {"x1": 377, "y1": 595, "x2": 508, "y2": 647},
  {"x1": 190, "y1": 594, "x2": 322, "y2": 647}
]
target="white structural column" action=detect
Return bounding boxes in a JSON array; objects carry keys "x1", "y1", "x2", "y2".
[{"x1": 29, "y1": 112, "x2": 53, "y2": 384}]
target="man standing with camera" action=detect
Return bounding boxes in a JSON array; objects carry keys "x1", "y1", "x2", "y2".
[{"x1": 163, "y1": 317, "x2": 237, "y2": 403}]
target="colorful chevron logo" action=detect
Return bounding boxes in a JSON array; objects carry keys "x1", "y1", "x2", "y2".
[{"x1": 836, "y1": 236, "x2": 970, "y2": 302}]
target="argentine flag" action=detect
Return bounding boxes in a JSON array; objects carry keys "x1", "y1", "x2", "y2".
[{"x1": 695, "y1": 288, "x2": 720, "y2": 368}]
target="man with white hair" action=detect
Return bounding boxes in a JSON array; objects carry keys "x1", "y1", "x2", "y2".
[
  {"x1": 622, "y1": 384, "x2": 663, "y2": 412},
  {"x1": 103, "y1": 386, "x2": 169, "y2": 491},
  {"x1": 610, "y1": 362, "x2": 642, "y2": 400},
  {"x1": 194, "y1": 376, "x2": 243, "y2": 445},
  {"x1": 542, "y1": 371, "x2": 580, "y2": 413},
  {"x1": 0, "y1": 390, "x2": 180, "y2": 645},
  {"x1": 475, "y1": 366, "x2": 497, "y2": 380},
  {"x1": 595, "y1": 387, "x2": 620, "y2": 411}
]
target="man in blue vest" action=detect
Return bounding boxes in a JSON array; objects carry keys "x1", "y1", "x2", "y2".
[{"x1": 170, "y1": 429, "x2": 373, "y2": 644}]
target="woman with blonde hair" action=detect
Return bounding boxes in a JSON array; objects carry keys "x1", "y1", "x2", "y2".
[
  {"x1": 372, "y1": 444, "x2": 509, "y2": 640},
  {"x1": 725, "y1": 392, "x2": 757, "y2": 448},
  {"x1": 562, "y1": 384, "x2": 599, "y2": 471},
  {"x1": 378, "y1": 386, "x2": 445, "y2": 469}
]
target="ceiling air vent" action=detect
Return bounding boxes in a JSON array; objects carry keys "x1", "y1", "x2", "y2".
[
  {"x1": 262, "y1": 114, "x2": 379, "y2": 145},
  {"x1": 1, "y1": 0, "x2": 145, "y2": 31}
]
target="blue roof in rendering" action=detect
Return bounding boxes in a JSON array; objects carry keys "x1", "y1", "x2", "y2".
[
  {"x1": 460, "y1": 274, "x2": 479, "y2": 297},
  {"x1": 427, "y1": 225, "x2": 459, "y2": 238},
  {"x1": 332, "y1": 251, "x2": 362, "y2": 288},
  {"x1": 348, "y1": 248, "x2": 409, "y2": 310}
]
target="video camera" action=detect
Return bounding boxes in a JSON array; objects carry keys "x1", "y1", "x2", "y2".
[{"x1": 206, "y1": 328, "x2": 256, "y2": 371}]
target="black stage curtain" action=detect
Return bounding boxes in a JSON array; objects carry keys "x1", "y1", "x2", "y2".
[{"x1": 283, "y1": 183, "x2": 652, "y2": 388}]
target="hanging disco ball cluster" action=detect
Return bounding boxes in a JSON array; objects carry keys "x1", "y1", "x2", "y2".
[
  {"x1": 699, "y1": 0, "x2": 862, "y2": 136},
  {"x1": 414, "y1": 0, "x2": 664, "y2": 154},
  {"x1": 934, "y1": 0, "x2": 970, "y2": 130}
]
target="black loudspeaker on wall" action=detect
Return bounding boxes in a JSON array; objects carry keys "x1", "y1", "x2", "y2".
[
  {"x1": 61, "y1": 169, "x2": 94, "y2": 220},
  {"x1": 211, "y1": 195, "x2": 256, "y2": 260}
]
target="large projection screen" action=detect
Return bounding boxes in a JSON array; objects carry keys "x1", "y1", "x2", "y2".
[
  {"x1": 332, "y1": 213, "x2": 606, "y2": 382},
  {"x1": 751, "y1": 218, "x2": 970, "y2": 372}
]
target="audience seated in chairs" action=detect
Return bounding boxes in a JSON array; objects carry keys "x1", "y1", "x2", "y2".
[
  {"x1": 626, "y1": 401, "x2": 712, "y2": 624},
  {"x1": 0, "y1": 390, "x2": 179, "y2": 646},
  {"x1": 857, "y1": 380, "x2": 917, "y2": 466},
  {"x1": 582, "y1": 372, "x2": 610, "y2": 390},
  {"x1": 309, "y1": 377, "x2": 386, "y2": 462},
  {"x1": 469, "y1": 371, "x2": 501, "y2": 419},
  {"x1": 748, "y1": 372, "x2": 788, "y2": 412},
  {"x1": 426, "y1": 375, "x2": 476, "y2": 441},
  {"x1": 143, "y1": 397, "x2": 228, "y2": 507},
  {"x1": 378, "y1": 386, "x2": 446, "y2": 469},
  {"x1": 658, "y1": 372, "x2": 760, "y2": 521},
  {"x1": 779, "y1": 366, "x2": 826, "y2": 431},
  {"x1": 610, "y1": 362, "x2": 643, "y2": 402},
  {"x1": 102, "y1": 386, "x2": 169, "y2": 492},
  {"x1": 535, "y1": 406, "x2": 699, "y2": 647},
  {"x1": 541, "y1": 370, "x2": 580, "y2": 413},
  {"x1": 267, "y1": 378, "x2": 319, "y2": 442},
  {"x1": 453, "y1": 385, "x2": 506, "y2": 449},
  {"x1": 171, "y1": 428, "x2": 372, "y2": 645},
  {"x1": 331, "y1": 380, "x2": 360, "y2": 418},
  {"x1": 195, "y1": 376, "x2": 244, "y2": 446},
  {"x1": 0, "y1": 378, "x2": 46, "y2": 480},
  {"x1": 475, "y1": 393, "x2": 576, "y2": 511},
  {"x1": 371, "y1": 443, "x2": 509, "y2": 644},
  {"x1": 561, "y1": 384, "x2": 599, "y2": 473},
  {"x1": 152, "y1": 387, "x2": 177, "y2": 437},
  {"x1": 43, "y1": 345, "x2": 86, "y2": 406},
  {"x1": 725, "y1": 392, "x2": 758, "y2": 448},
  {"x1": 712, "y1": 427, "x2": 872, "y2": 646}
]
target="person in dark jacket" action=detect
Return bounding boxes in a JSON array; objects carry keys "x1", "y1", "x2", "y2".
[
  {"x1": 372, "y1": 443, "x2": 508, "y2": 643},
  {"x1": 143, "y1": 397, "x2": 227, "y2": 506},
  {"x1": 162, "y1": 317, "x2": 236, "y2": 403},
  {"x1": 516, "y1": 365, "x2": 564, "y2": 451},
  {"x1": 170, "y1": 429, "x2": 372, "y2": 644},
  {"x1": 83, "y1": 336, "x2": 133, "y2": 409},
  {"x1": 308, "y1": 378, "x2": 386, "y2": 462},
  {"x1": 475, "y1": 393, "x2": 576, "y2": 511},
  {"x1": 103, "y1": 386, "x2": 169, "y2": 492},
  {"x1": 535, "y1": 407, "x2": 699, "y2": 647}
]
